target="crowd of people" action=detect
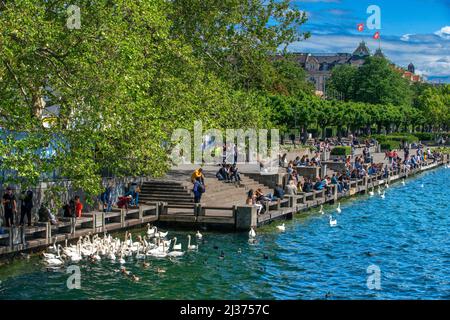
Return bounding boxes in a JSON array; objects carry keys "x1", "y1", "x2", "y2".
[
  {"x1": 248, "y1": 142, "x2": 445, "y2": 215},
  {"x1": 0, "y1": 181, "x2": 142, "y2": 229},
  {"x1": 215, "y1": 163, "x2": 241, "y2": 183}
]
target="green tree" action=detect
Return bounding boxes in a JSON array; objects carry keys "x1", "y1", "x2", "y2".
[
  {"x1": 327, "y1": 64, "x2": 358, "y2": 101},
  {"x1": 353, "y1": 57, "x2": 412, "y2": 106},
  {"x1": 168, "y1": 0, "x2": 310, "y2": 91},
  {"x1": 271, "y1": 55, "x2": 314, "y2": 96}
]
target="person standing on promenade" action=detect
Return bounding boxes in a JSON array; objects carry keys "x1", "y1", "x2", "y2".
[
  {"x1": 74, "y1": 195, "x2": 83, "y2": 218},
  {"x1": 19, "y1": 189, "x2": 33, "y2": 227},
  {"x1": 193, "y1": 177, "x2": 204, "y2": 203},
  {"x1": 2, "y1": 187, "x2": 17, "y2": 227},
  {"x1": 191, "y1": 168, "x2": 205, "y2": 186}
]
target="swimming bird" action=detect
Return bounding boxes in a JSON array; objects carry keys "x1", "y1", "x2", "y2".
[
  {"x1": 135, "y1": 244, "x2": 146, "y2": 260},
  {"x1": 329, "y1": 215, "x2": 337, "y2": 227},
  {"x1": 276, "y1": 223, "x2": 286, "y2": 232},
  {"x1": 249, "y1": 227, "x2": 256, "y2": 238},
  {"x1": 219, "y1": 251, "x2": 225, "y2": 259},
  {"x1": 336, "y1": 202, "x2": 342, "y2": 214},
  {"x1": 156, "y1": 267, "x2": 166, "y2": 273},
  {"x1": 118, "y1": 251, "x2": 126, "y2": 264},
  {"x1": 167, "y1": 249, "x2": 185, "y2": 257},
  {"x1": 196, "y1": 231, "x2": 203, "y2": 240},
  {"x1": 47, "y1": 241, "x2": 57, "y2": 254},
  {"x1": 146, "y1": 224, "x2": 156, "y2": 238},
  {"x1": 44, "y1": 245, "x2": 64, "y2": 266},
  {"x1": 121, "y1": 267, "x2": 130, "y2": 276},
  {"x1": 319, "y1": 205, "x2": 324, "y2": 215},
  {"x1": 263, "y1": 253, "x2": 269, "y2": 260},
  {"x1": 172, "y1": 237, "x2": 182, "y2": 251},
  {"x1": 131, "y1": 274, "x2": 140, "y2": 282},
  {"x1": 155, "y1": 229, "x2": 168, "y2": 239},
  {"x1": 187, "y1": 235, "x2": 198, "y2": 251}
]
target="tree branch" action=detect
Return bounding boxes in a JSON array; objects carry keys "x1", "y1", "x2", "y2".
[{"x1": 2, "y1": 59, "x2": 30, "y2": 106}]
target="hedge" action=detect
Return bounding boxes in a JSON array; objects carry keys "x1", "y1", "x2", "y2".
[
  {"x1": 380, "y1": 140, "x2": 401, "y2": 151},
  {"x1": 414, "y1": 132, "x2": 435, "y2": 141},
  {"x1": 331, "y1": 146, "x2": 351, "y2": 156},
  {"x1": 372, "y1": 133, "x2": 419, "y2": 144}
]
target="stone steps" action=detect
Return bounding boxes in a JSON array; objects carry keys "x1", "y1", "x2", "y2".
[{"x1": 140, "y1": 170, "x2": 274, "y2": 208}]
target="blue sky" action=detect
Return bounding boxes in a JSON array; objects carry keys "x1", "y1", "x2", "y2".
[{"x1": 286, "y1": 0, "x2": 450, "y2": 82}]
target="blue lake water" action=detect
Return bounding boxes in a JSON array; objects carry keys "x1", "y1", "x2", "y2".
[{"x1": 0, "y1": 167, "x2": 449, "y2": 299}]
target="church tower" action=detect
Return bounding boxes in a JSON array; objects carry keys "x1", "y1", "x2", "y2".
[
  {"x1": 374, "y1": 48, "x2": 385, "y2": 58},
  {"x1": 407, "y1": 62, "x2": 415, "y2": 74},
  {"x1": 352, "y1": 41, "x2": 370, "y2": 57}
]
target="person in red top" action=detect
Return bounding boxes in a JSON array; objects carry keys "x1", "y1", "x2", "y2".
[
  {"x1": 117, "y1": 195, "x2": 132, "y2": 209},
  {"x1": 74, "y1": 195, "x2": 83, "y2": 218}
]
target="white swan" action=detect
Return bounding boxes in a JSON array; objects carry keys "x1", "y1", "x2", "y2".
[
  {"x1": 108, "y1": 248, "x2": 116, "y2": 261},
  {"x1": 167, "y1": 250, "x2": 185, "y2": 257},
  {"x1": 69, "y1": 243, "x2": 82, "y2": 263},
  {"x1": 91, "y1": 248, "x2": 101, "y2": 261},
  {"x1": 44, "y1": 245, "x2": 64, "y2": 266},
  {"x1": 187, "y1": 235, "x2": 198, "y2": 250},
  {"x1": 172, "y1": 237, "x2": 182, "y2": 251},
  {"x1": 118, "y1": 250, "x2": 126, "y2": 264},
  {"x1": 276, "y1": 223, "x2": 286, "y2": 232},
  {"x1": 135, "y1": 244, "x2": 146, "y2": 260},
  {"x1": 319, "y1": 205, "x2": 324, "y2": 215},
  {"x1": 249, "y1": 227, "x2": 256, "y2": 238},
  {"x1": 146, "y1": 224, "x2": 156, "y2": 237},
  {"x1": 153, "y1": 227, "x2": 168, "y2": 238},
  {"x1": 47, "y1": 242, "x2": 57, "y2": 254},
  {"x1": 329, "y1": 215, "x2": 337, "y2": 227},
  {"x1": 150, "y1": 245, "x2": 168, "y2": 258},
  {"x1": 196, "y1": 231, "x2": 203, "y2": 240},
  {"x1": 336, "y1": 202, "x2": 342, "y2": 214}
]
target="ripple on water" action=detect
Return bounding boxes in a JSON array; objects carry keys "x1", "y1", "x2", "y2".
[{"x1": 0, "y1": 167, "x2": 449, "y2": 299}]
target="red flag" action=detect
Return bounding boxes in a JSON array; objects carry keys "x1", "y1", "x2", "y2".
[
  {"x1": 357, "y1": 23, "x2": 364, "y2": 32},
  {"x1": 373, "y1": 31, "x2": 380, "y2": 39}
]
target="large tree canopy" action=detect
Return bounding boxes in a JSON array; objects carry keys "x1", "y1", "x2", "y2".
[{"x1": 1, "y1": 0, "x2": 310, "y2": 197}]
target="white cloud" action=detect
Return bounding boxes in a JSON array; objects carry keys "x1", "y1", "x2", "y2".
[
  {"x1": 286, "y1": 32, "x2": 450, "y2": 80},
  {"x1": 434, "y1": 26, "x2": 450, "y2": 39},
  {"x1": 400, "y1": 34, "x2": 411, "y2": 41}
]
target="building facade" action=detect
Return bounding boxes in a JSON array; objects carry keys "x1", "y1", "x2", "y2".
[{"x1": 289, "y1": 41, "x2": 423, "y2": 95}]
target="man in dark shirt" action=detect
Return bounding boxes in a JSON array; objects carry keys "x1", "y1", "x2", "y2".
[
  {"x1": 2, "y1": 187, "x2": 17, "y2": 227},
  {"x1": 273, "y1": 184, "x2": 285, "y2": 200},
  {"x1": 303, "y1": 179, "x2": 313, "y2": 193},
  {"x1": 20, "y1": 189, "x2": 33, "y2": 226}
]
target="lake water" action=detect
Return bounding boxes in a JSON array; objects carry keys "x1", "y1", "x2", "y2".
[{"x1": 1, "y1": 167, "x2": 449, "y2": 300}]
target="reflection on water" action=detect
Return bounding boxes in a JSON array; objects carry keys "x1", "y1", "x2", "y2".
[{"x1": 0, "y1": 168, "x2": 449, "y2": 300}]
